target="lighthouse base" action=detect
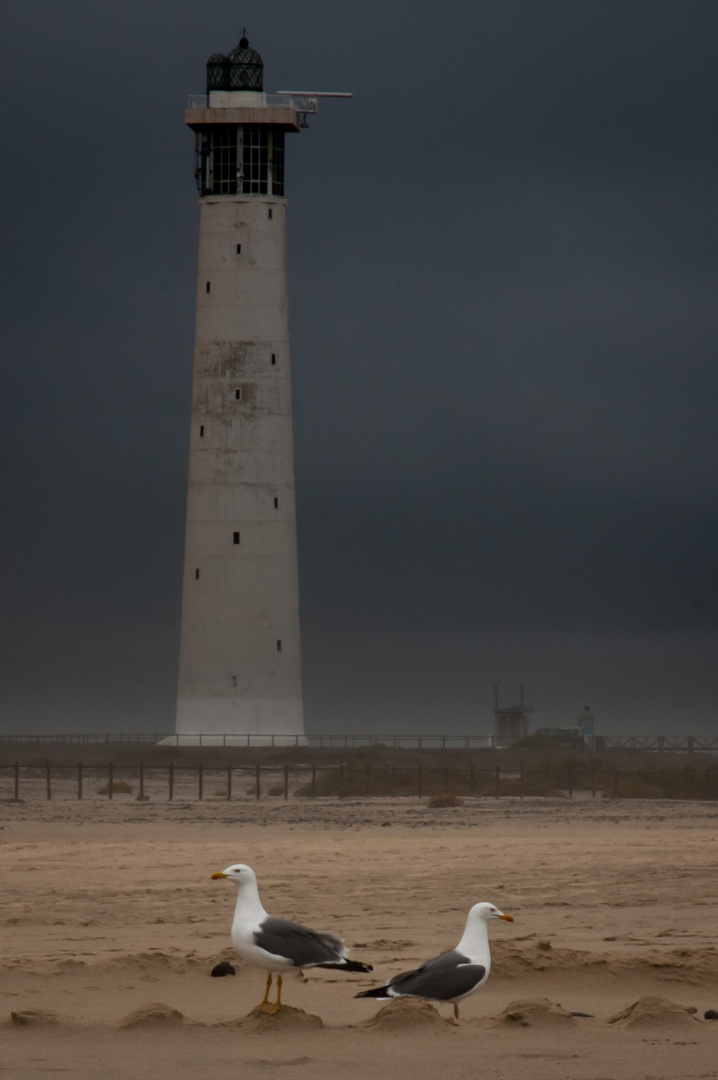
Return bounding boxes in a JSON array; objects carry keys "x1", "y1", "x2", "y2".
[{"x1": 169, "y1": 696, "x2": 305, "y2": 746}]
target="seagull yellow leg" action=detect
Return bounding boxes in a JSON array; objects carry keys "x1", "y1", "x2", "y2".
[
  {"x1": 453, "y1": 1004, "x2": 460, "y2": 1020},
  {"x1": 256, "y1": 973, "x2": 273, "y2": 1010},
  {"x1": 266, "y1": 974, "x2": 283, "y2": 1014}
]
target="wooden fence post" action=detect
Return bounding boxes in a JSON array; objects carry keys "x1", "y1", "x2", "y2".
[
  {"x1": 567, "y1": 762, "x2": 573, "y2": 798},
  {"x1": 169, "y1": 762, "x2": 174, "y2": 801},
  {"x1": 338, "y1": 764, "x2": 344, "y2": 799},
  {"x1": 366, "y1": 766, "x2": 371, "y2": 796},
  {"x1": 469, "y1": 765, "x2": 475, "y2": 795},
  {"x1": 444, "y1": 766, "x2": 449, "y2": 791},
  {"x1": 227, "y1": 765, "x2": 232, "y2": 801},
  {"x1": 495, "y1": 764, "x2": 500, "y2": 798},
  {"x1": 519, "y1": 763, "x2": 524, "y2": 801},
  {"x1": 139, "y1": 762, "x2": 144, "y2": 801},
  {"x1": 311, "y1": 763, "x2": 316, "y2": 798},
  {"x1": 108, "y1": 763, "x2": 113, "y2": 799},
  {"x1": 78, "y1": 762, "x2": 83, "y2": 800},
  {"x1": 14, "y1": 761, "x2": 19, "y2": 801},
  {"x1": 418, "y1": 764, "x2": 423, "y2": 798},
  {"x1": 283, "y1": 764, "x2": 289, "y2": 800},
  {"x1": 198, "y1": 762, "x2": 203, "y2": 800},
  {"x1": 255, "y1": 762, "x2": 261, "y2": 800},
  {"x1": 46, "y1": 763, "x2": 51, "y2": 800}
]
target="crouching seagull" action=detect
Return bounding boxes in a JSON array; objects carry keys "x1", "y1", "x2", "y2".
[
  {"x1": 355, "y1": 901, "x2": 513, "y2": 1019},
  {"x1": 211, "y1": 863, "x2": 373, "y2": 1013}
]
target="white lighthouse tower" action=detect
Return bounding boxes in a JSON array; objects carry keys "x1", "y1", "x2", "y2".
[{"x1": 175, "y1": 35, "x2": 315, "y2": 743}]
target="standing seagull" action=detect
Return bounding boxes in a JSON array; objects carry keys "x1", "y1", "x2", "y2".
[
  {"x1": 355, "y1": 902, "x2": 513, "y2": 1019},
  {"x1": 211, "y1": 863, "x2": 372, "y2": 1013}
]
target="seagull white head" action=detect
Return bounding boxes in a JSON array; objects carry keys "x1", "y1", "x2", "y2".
[
  {"x1": 469, "y1": 902, "x2": 514, "y2": 923},
  {"x1": 211, "y1": 862, "x2": 257, "y2": 886}
]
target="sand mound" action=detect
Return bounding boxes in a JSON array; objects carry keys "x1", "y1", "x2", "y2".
[
  {"x1": 228, "y1": 1005, "x2": 323, "y2": 1033},
  {"x1": 492, "y1": 940, "x2": 718, "y2": 985},
  {"x1": 607, "y1": 996, "x2": 699, "y2": 1030},
  {"x1": 359, "y1": 998, "x2": 448, "y2": 1030},
  {"x1": 492, "y1": 998, "x2": 579, "y2": 1028},
  {"x1": 118, "y1": 1002, "x2": 187, "y2": 1029},
  {"x1": 10, "y1": 1008, "x2": 76, "y2": 1027}
]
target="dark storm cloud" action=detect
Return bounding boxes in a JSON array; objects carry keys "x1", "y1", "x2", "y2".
[{"x1": 1, "y1": 0, "x2": 716, "y2": 733}]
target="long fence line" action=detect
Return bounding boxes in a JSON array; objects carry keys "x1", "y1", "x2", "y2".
[
  {"x1": 2, "y1": 733, "x2": 718, "y2": 751},
  {"x1": 3, "y1": 762, "x2": 717, "y2": 802}
]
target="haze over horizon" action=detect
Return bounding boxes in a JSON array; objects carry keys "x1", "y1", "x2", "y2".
[{"x1": 1, "y1": 1, "x2": 717, "y2": 736}]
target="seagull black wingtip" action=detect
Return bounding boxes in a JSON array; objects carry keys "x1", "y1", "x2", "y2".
[{"x1": 317, "y1": 960, "x2": 373, "y2": 973}]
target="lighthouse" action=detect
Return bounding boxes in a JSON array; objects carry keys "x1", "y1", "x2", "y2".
[{"x1": 175, "y1": 35, "x2": 326, "y2": 743}]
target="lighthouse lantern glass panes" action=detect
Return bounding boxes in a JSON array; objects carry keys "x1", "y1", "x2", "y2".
[
  {"x1": 212, "y1": 128, "x2": 238, "y2": 195},
  {"x1": 242, "y1": 125, "x2": 268, "y2": 195},
  {"x1": 272, "y1": 131, "x2": 285, "y2": 196}
]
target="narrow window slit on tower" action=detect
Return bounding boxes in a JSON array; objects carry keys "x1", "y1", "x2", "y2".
[
  {"x1": 206, "y1": 281, "x2": 211, "y2": 293},
  {"x1": 235, "y1": 388, "x2": 241, "y2": 400},
  {"x1": 271, "y1": 353, "x2": 276, "y2": 365},
  {"x1": 276, "y1": 640, "x2": 282, "y2": 652},
  {"x1": 200, "y1": 425, "x2": 204, "y2": 436},
  {"x1": 236, "y1": 243, "x2": 242, "y2": 254},
  {"x1": 233, "y1": 531, "x2": 240, "y2": 545},
  {"x1": 274, "y1": 497, "x2": 278, "y2": 508},
  {"x1": 195, "y1": 568, "x2": 200, "y2": 579},
  {"x1": 268, "y1": 208, "x2": 273, "y2": 220}
]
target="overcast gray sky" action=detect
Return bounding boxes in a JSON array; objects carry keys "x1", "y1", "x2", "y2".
[{"x1": 1, "y1": 0, "x2": 717, "y2": 736}]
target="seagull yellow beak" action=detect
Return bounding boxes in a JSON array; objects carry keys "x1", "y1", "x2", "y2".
[
  {"x1": 498, "y1": 913, "x2": 514, "y2": 922},
  {"x1": 211, "y1": 872, "x2": 228, "y2": 879}
]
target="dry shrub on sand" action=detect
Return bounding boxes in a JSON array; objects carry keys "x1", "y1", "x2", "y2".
[
  {"x1": 427, "y1": 792, "x2": 463, "y2": 808},
  {"x1": 96, "y1": 780, "x2": 134, "y2": 795}
]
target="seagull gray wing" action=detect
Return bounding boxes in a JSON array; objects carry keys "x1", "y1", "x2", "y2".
[
  {"x1": 254, "y1": 917, "x2": 347, "y2": 968},
  {"x1": 387, "y1": 950, "x2": 487, "y2": 1001}
]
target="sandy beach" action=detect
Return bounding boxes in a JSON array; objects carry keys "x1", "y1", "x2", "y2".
[{"x1": 2, "y1": 792, "x2": 718, "y2": 1079}]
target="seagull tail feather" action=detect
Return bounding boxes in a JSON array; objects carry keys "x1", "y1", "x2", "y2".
[
  {"x1": 354, "y1": 985, "x2": 390, "y2": 999},
  {"x1": 315, "y1": 960, "x2": 373, "y2": 973}
]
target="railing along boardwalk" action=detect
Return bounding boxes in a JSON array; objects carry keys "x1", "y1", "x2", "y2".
[
  {"x1": 2, "y1": 733, "x2": 718, "y2": 752},
  {"x1": 3, "y1": 762, "x2": 718, "y2": 802}
]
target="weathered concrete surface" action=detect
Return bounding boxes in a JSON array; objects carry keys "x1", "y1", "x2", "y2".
[{"x1": 176, "y1": 133, "x2": 304, "y2": 740}]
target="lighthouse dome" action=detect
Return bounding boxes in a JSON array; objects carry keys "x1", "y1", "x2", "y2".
[
  {"x1": 206, "y1": 53, "x2": 229, "y2": 91},
  {"x1": 227, "y1": 36, "x2": 264, "y2": 91},
  {"x1": 205, "y1": 36, "x2": 263, "y2": 94}
]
